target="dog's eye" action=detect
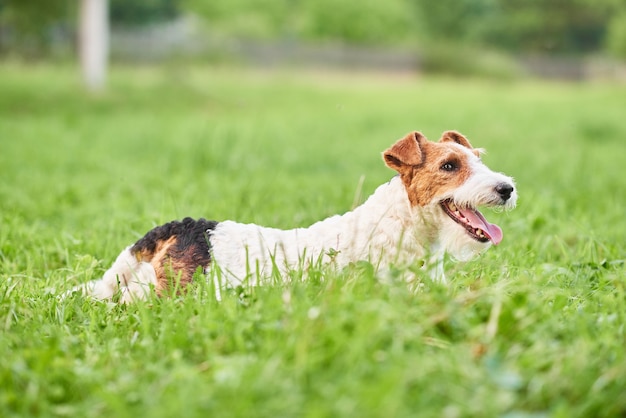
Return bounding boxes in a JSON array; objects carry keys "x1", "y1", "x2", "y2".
[{"x1": 440, "y1": 161, "x2": 458, "y2": 172}]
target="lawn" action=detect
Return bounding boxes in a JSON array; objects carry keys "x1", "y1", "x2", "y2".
[{"x1": 0, "y1": 63, "x2": 625, "y2": 417}]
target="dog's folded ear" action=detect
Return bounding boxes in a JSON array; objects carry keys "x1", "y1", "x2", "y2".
[{"x1": 383, "y1": 131, "x2": 426, "y2": 171}]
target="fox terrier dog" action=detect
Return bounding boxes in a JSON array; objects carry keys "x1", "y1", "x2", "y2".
[{"x1": 67, "y1": 131, "x2": 517, "y2": 303}]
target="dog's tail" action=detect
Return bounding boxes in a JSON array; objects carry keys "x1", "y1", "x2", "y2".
[{"x1": 63, "y1": 246, "x2": 158, "y2": 303}]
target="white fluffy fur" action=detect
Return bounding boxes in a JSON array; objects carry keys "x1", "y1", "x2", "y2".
[{"x1": 211, "y1": 176, "x2": 430, "y2": 286}]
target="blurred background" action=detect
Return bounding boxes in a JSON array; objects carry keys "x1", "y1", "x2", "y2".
[{"x1": 1, "y1": 0, "x2": 626, "y2": 86}]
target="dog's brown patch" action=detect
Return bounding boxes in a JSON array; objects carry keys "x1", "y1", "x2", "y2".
[
  {"x1": 151, "y1": 237, "x2": 180, "y2": 294},
  {"x1": 383, "y1": 131, "x2": 476, "y2": 206},
  {"x1": 130, "y1": 218, "x2": 217, "y2": 296}
]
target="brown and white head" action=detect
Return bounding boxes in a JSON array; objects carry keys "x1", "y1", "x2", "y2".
[{"x1": 383, "y1": 131, "x2": 517, "y2": 261}]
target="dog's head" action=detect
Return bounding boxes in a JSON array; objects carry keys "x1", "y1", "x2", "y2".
[{"x1": 383, "y1": 131, "x2": 517, "y2": 260}]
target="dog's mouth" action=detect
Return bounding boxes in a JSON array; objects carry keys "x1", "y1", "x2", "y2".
[{"x1": 440, "y1": 200, "x2": 503, "y2": 245}]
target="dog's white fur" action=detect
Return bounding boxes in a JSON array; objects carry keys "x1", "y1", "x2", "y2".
[{"x1": 66, "y1": 131, "x2": 516, "y2": 303}]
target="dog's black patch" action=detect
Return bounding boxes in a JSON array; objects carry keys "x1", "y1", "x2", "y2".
[
  {"x1": 131, "y1": 217, "x2": 219, "y2": 293},
  {"x1": 131, "y1": 217, "x2": 217, "y2": 257}
]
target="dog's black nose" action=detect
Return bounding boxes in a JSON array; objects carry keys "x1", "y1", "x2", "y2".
[{"x1": 495, "y1": 183, "x2": 514, "y2": 201}]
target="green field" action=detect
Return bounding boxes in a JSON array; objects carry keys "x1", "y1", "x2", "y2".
[{"x1": 1, "y1": 64, "x2": 625, "y2": 417}]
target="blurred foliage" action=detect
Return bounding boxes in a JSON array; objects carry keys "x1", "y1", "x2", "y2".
[
  {"x1": 183, "y1": 0, "x2": 415, "y2": 44},
  {"x1": 1, "y1": 0, "x2": 626, "y2": 59},
  {"x1": 110, "y1": 0, "x2": 180, "y2": 27},
  {"x1": 291, "y1": 0, "x2": 415, "y2": 45},
  {"x1": 474, "y1": 0, "x2": 614, "y2": 54},
  {"x1": 0, "y1": 0, "x2": 73, "y2": 57},
  {"x1": 606, "y1": 11, "x2": 626, "y2": 59},
  {"x1": 185, "y1": 0, "x2": 626, "y2": 57}
]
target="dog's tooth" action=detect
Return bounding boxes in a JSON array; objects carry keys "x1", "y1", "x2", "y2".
[{"x1": 449, "y1": 202, "x2": 457, "y2": 211}]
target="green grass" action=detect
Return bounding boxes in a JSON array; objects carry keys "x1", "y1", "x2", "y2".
[{"x1": 1, "y1": 63, "x2": 625, "y2": 417}]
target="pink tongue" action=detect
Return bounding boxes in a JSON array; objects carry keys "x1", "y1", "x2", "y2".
[{"x1": 459, "y1": 208, "x2": 503, "y2": 245}]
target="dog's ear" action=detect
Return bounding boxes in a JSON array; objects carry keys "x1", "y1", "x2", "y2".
[
  {"x1": 439, "y1": 130, "x2": 473, "y2": 148},
  {"x1": 439, "y1": 130, "x2": 482, "y2": 157},
  {"x1": 383, "y1": 132, "x2": 426, "y2": 172}
]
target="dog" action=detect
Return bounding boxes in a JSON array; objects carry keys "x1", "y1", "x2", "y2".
[{"x1": 66, "y1": 131, "x2": 517, "y2": 303}]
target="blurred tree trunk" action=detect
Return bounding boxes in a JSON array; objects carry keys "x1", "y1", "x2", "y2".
[{"x1": 79, "y1": 0, "x2": 109, "y2": 91}]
